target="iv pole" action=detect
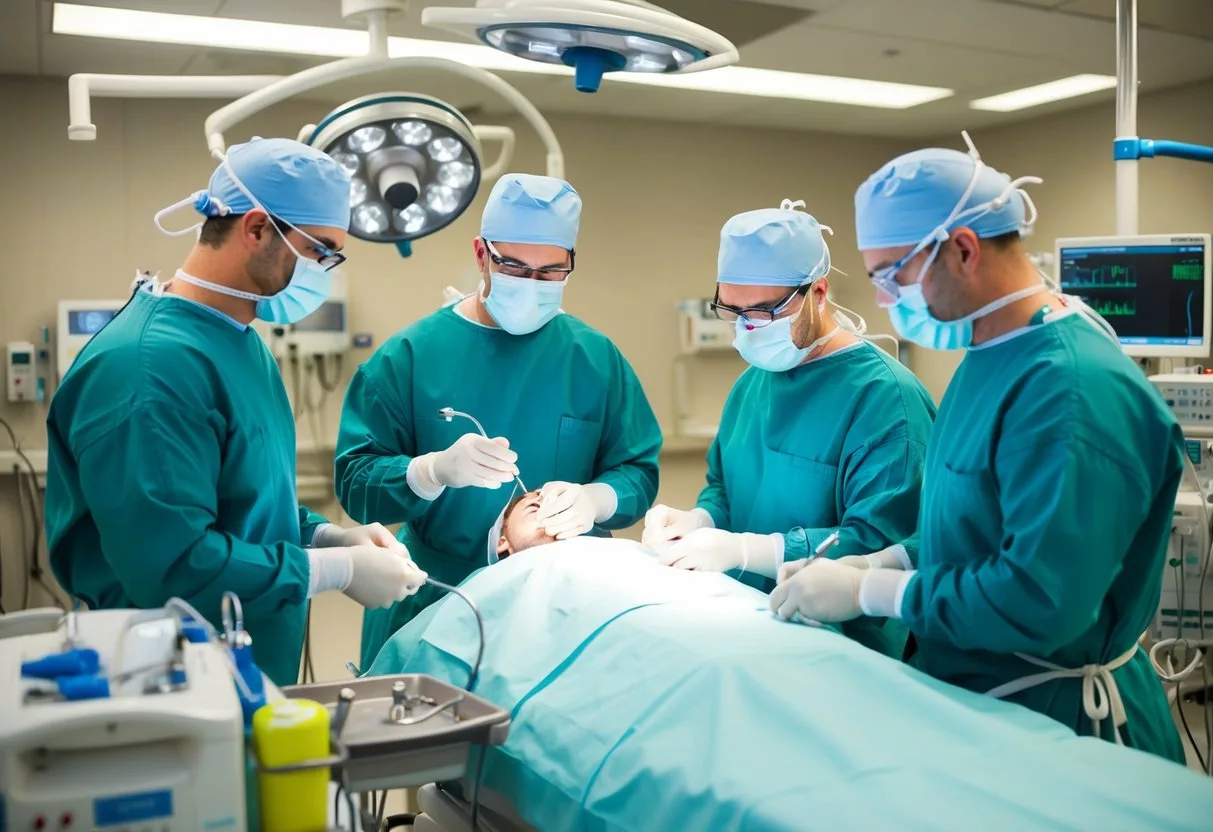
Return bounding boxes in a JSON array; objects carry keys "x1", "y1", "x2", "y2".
[{"x1": 1114, "y1": 0, "x2": 1213, "y2": 236}]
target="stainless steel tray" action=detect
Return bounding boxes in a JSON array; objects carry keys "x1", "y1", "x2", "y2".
[{"x1": 283, "y1": 674, "x2": 510, "y2": 792}]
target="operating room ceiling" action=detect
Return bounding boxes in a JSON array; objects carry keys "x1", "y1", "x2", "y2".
[{"x1": 2, "y1": 0, "x2": 1212, "y2": 138}]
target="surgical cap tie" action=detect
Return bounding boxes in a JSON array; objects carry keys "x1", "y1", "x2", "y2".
[
  {"x1": 878, "y1": 134, "x2": 1043, "y2": 298},
  {"x1": 918, "y1": 132, "x2": 1041, "y2": 253},
  {"x1": 153, "y1": 190, "x2": 232, "y2": 237}
]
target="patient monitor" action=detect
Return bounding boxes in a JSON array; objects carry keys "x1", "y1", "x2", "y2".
[{"x1": 1056, "y1": 233, "x2": 1211, "y2": 358}]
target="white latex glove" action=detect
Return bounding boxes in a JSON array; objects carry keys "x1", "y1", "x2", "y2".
[
  {"x1": 535, "y1": 481, "x2": 618, "y2": 540},
  {"x1": 307, "y1": 545, "x2": 427, "y2": 609},
  {"x1": 776, "y1": 544, "x2": 909, "y2": 583},
  {"x1": 416, "y1": 433, "x2": 519, "y2": 491},
  {"x1": 313, "y1": 522, "x2": 398, "y2": 549},
  {"x1": 641, "y1": 505, "x2": 714, "y2": 550},
  {"x1": 769, "y1": 558, "x2": 864, "y2": 623},
  {"x1": 658, "y1": 528, "x2": 782, "y2": 577}
]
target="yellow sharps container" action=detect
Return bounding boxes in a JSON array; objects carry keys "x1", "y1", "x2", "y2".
[{"x1": 253, "y1": 698, "x2": 330, "y2": 831}]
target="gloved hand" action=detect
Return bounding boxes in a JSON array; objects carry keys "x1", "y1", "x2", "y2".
[
  {"x1": 769, "y1": 558, "x2": 864, "y2": 623},
  {"x1": 313, "y1": 522, "x2": 398, "y2": 549},
  {"x1": 776, "y1": 544, "x2": 908, "y2": 583},
  {"x1": 307, "y1": 544, "x2": 427, "y2": 609},
  {"x1": 658, "y1": 528, "x2": 782, "y2": 577},
  {"x1": 414, "y1": 433, "x2": 519, "y2": 491},
  {"x1": 535, "y1": 481, "x2": 618, "y2": 540},
  {"x1": 641, "y1": 505, "x2": 714, "y2": 550}
]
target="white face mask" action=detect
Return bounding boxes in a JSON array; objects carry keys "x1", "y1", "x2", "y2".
[
  {"x1": 481, "y1": 273, "x2": 567, "y2": 335},
  {"x1": 733, "y1": 293, "x2": 839, "y2": 372}
]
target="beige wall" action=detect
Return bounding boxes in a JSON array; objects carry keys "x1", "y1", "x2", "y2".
[{"x1": 2, "y1": 73, "x2": 1212, "y2": 675}]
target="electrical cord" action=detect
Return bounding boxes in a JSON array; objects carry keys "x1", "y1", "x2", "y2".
[
  {"x1": 315, "y1": 353, "x2": 343, "y2": 394},
  {"x1": 424, "y1": 578, "x2": 485, "y2": 692},
  {"x1": 468, "y1": 746, "x2": 488, "y2": 832},
  {"x1": 422, "y1": 577, "x2": 488, "y2": 829},
  {"x1": 1, "y1": 416, "x2": 65, "y2": 610}
]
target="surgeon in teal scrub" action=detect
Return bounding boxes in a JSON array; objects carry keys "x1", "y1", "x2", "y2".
[
  {"x1": 771, "y1": 134, "x2": 1185, "y2": 762},
  {"x1": 643, "y1": 200, "x2": 936, "y2": 658},
  {"x1": 336, "y1": 173, "x2": 661, "y2": 668},
  {"x1": 46, "y1": 139, "x2": 427, "y2": 686}
]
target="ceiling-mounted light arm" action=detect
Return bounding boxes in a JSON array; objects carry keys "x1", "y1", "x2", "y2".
[
  {"x1": 473, "y1": 125, "x2": 516, "y2": 182},
  {"x1": 204, "y1": 54, "x2": 564, "y2": 177},
  {"x1": 67, "y1": 73, "x2": 283, "y2": 140}
]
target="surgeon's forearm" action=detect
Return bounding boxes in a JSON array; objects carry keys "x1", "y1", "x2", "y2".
[
  {"x1": 109, "y1": 531, "x2": 311, "y2": 620},
  {"x1": 592, "y1": 463, "x2": 658, "y2": 530},
  {"x1": 297, "y1": 506, "x2": 330, "y2": 545},
  {"x1": 334, "y1": 453, "x2": 432, "y2": 525}
]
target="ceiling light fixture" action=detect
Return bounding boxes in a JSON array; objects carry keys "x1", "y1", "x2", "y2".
[
  {"x1": 52, "y1": 3, "x2": 953, "y2": 109},
  {"x1": 969, "y1": 74, "x2": 1117, "y2": 112},
  {"x1": 305, "y1": 93, "x2": 482, "y2": 250}
]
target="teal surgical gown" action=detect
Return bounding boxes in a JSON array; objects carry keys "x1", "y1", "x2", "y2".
[
  {"x1": 698, "y1": 341, "x2": 936, "y2": 657},
  {"x1": 46, "y1": 287, "x2": 325, "y2": 687},
  {"x1": 901, "y1": 312, "x2": 1185, "y2": 762},
  {"x1": 336, "y1": 305, "x2": 662, "y2": 668}
]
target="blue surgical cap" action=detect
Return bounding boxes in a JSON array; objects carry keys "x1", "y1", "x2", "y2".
[
  {"x1": 717, "y1": 205, "x2": 831, "y2": 286},
  {"x1": 201, "y1": 137, "x2": 351, "y2": 231},
  {"x1": 481, "y1": 173, "x2": 581, "y2": 250},
  {"x1": 854, "y1": 147, "x2": 1027, "y2": 251}
]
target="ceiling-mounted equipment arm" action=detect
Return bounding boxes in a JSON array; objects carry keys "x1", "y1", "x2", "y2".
[
  {"x1": 1113, "y1": 0, "x2": 1213, "y2": 235},
  {"x1": 67, "y1": 74, "x2": 283, "y2": 141},
  {"x1": 203, "y1": 55, "x2": 564, "y2": 177},
  {"x1": 473, "y1": 125, "x2": 517, "y2": 182}
]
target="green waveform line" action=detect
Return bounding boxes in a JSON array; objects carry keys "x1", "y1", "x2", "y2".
[
  {"x1": 1090, "y1": 298, "x2": 1137, "y2": 317},
  {"x1": 1067, "y1": 264, "x2": 1137, "y2": 289}
]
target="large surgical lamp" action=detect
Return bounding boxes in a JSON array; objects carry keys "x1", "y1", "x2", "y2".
[
  {"x1": 300, "y1": 93, "x2": 488, "y2": 254},
  {"x1": 424, "y1": 0, "x2": 739, "y2": 93},
  {"x1": 63, "y1": 0, "x2": 737, "y2": 254}
]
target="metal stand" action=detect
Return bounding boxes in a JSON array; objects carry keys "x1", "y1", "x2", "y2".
[{"x1": 1113, "y1": 0, "x2": 1213, "y2": 237}]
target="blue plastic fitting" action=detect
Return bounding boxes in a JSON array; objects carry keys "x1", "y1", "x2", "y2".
[
  {"x1": 395, "y1": 239, "x2": 413, "y2": 258},
  {"x1": 1114, "y1": 137, "x2": 1213, "y2": 164},
  {"x1": 233, "y1": 644, "x2": 267, "y2": 726},
  {"x1": 58, "y1": 674, "x2": 110, "y2": 701},
  {"x1": 21, "y1": 648, "x2": 101, "y2": 680},
  {"x1": 562, "y1": 46, "x2": 628, "y2": 93}
]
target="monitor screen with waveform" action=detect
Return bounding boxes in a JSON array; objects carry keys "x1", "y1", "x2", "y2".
[{"x1": 1056, "y1": 234, "x2": 1211, "y2": 358}]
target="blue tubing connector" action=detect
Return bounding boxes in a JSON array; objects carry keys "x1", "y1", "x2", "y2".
[
  {"x1": 58, "y1": 674, "x2": 110, "y2": 701},
  {"x1": 563, "y1": 46, "x2": 628, "y2": 93},
  {"x1": 1114, "y1": 137, "x2": 1213, "y2": 163},
  {"x1": 21, "y1": 648, "x2": 101, "y2": 680}
]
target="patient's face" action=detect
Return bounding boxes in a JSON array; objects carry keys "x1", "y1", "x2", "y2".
[{"x1": 497, "y1": 490, "x2": 557, "y2": 558}]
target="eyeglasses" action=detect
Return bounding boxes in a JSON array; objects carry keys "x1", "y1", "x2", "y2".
[
  {"x1": 711, "y1": 285, "x2": 808, "y2": 328},
  {"x1": 271, "y1": 215, "x2": 347, "y2": 272},
  {"x1": 870, "y1": 237, "x2": 953, "y2": 304},
  {"x1": 484, "y1": 239, "x2": 574, "y2": 280}
]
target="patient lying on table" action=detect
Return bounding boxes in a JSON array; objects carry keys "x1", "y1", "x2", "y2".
[{"x1": 369, "y1": 540, "x2": 1213, "y2": 832}]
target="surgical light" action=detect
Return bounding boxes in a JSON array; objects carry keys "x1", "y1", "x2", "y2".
[
  {"x1": 423, "y1": 0, "x2": 740, "y2": 93},
  {"x1": 305, "y1": 92, "x2": 481, "y2": 248}
]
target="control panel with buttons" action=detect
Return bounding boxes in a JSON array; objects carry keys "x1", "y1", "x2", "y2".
[{"x1": 1151, "y1": 373, "x2": 1213, "y2": 426}]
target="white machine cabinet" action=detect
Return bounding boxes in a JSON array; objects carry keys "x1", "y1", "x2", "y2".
[{"x1": 0, "y1": 610, "x2": 247, "y2": 832}]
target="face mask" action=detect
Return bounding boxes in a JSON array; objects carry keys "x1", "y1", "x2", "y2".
[
  {"x1": 171, "y1": 237, "x2": 333, "y2": 325},
  {"x1": 734, "y1": 296, "x2": 838, "y2": 372},
  {"x1": 889, "y1": 282, "x2": 1046, "y2": 351},
  {"x1": 882, "y1": 131, "x2": 1047, "y2": 352},
  {"x1": 155, "y1": 156, "x2": 336, "y2": 325},
  {"x1": 483, "y1": 273, "x2": 566, "y2": 335}
]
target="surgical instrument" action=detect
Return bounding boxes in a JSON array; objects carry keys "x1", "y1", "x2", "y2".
[{"x1": 438, "y1": 406, "x2": 528, "y2": 492}]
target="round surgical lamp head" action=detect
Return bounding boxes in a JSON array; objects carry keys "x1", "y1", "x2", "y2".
[
  {"x1": 423, "y1": 1, "x2": 738, "y2": 93},
  {"x1": 305, "y1": 93, "x2": 482, "y2": 255}
]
